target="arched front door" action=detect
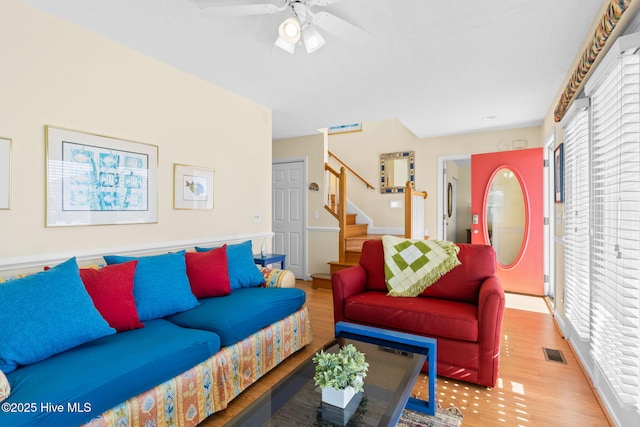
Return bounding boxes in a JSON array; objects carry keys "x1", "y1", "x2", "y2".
[{"x1": 471, "y1": 148, "x2": 544, "y2": 295}]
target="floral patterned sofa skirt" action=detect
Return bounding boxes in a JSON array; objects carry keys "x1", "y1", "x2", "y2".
[{"x1": 83, "y1": 306, "x2": 311, "y2": 427}]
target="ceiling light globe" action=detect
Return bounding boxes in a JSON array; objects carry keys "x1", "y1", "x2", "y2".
[
  {"x1": 284, "y1": 22, "x2": 299, "y2": 38},
  {"x1": 279, "y1": 16, "x2": 301, "y2": 44},
  {"x1": 302, "y1": 25, "x2": 325, "y2": 54}
]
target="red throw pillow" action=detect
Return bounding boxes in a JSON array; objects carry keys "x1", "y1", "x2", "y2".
[
  {"x1": 44, "y1": 261, "x2": 143, "y2": 332},
  {"x1": 185, "y1": 245, "x2": 231, "y2": 298},
  {"x1": 79, "y1": 261, "x2": 144, "y2": 332}
]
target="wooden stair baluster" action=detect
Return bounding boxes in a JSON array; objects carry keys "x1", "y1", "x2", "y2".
[{"x1": 319, "y1": 159, "x2": 427, "y2": 290}]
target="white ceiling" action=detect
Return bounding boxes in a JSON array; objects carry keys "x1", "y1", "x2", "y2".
[{"x1": 23, "y1": 0, "x2": 604, "y2": 140}]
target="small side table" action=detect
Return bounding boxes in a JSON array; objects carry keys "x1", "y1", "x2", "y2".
[{"x1": 253, "y1": 253, "x2": 286, "y2": 270}]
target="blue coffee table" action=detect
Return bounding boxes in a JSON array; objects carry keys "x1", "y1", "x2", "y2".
[
  {"x1": 225, "y1": 321, "x2": 437, "y2": 426},
  {"x1": 335, "y1": 321, "x2": 437, "y2": 417}
]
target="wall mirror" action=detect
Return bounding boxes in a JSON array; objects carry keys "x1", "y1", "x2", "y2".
[{"x1": 380, "y1": 151, "x2": 414, "y2": 193}]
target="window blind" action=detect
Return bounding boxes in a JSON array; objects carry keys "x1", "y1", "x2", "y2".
[
  {"x1": 561, "y1": 98, "x2": 591, "y2": 341},
  {"x1": 587, "y1": 44, "x2": 640, "y2": 413}
]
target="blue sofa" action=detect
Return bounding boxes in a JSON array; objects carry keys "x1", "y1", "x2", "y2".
[{"x1": 0, "y1": 243, "x2": 311, "y2": 427}]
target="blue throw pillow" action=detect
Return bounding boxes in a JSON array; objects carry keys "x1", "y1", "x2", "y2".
[
  {"x1": 195, "y1": 241, "x2": 265, "y2": 289},
  {"x1": 0, "y1": 257, "x2": 115, "y2": 374},
  {"x1": 103, "y1": 251, "x2": 198, "y2": 321}
]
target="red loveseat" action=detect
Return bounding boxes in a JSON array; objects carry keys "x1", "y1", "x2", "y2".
[{"x1": 331, "y1": 239, "x2": 505, "y2": 387}]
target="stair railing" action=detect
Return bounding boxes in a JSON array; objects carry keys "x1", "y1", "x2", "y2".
[
  {"x1": 328, "y1": 151, "x2": 375, "y2": 190},
  {"x1": 405, "y1": 181, "x2": 428, "y2": 239},
  {"x1": 324, "y1": 164, "x2": 347, "y2": 261}
]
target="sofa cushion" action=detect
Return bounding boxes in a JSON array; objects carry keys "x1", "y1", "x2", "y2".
[
  {"x1": 359, "y1": 239, "x2": 387, "y2": 291},
  {"x1": 343, "y1": 291, "x2": 479, "y2": 342},
  {"x1": 195, "y1": 241, "x2": 265, "y2": 289},
  {"x1": 1, "y1": 319, "x2": 220, "y2": 427},
  {"x1": 420, "y1": 243, "x2": 497, "y2": 304},
  {"x1": 78, "y1": 261, "x2": 144, "y2": 332},
  {"x1": 104, "y1": 251, "x2": 198, "y2": 321},
  {"x1": 166, "y1": 287, "x2": 306, "y2": 346},
  {"x1": 0, "y1": 257, "x2": 115, "y2": 374},
  {"x1": 0, "y1": 371, "x2": 8, "y2": 403},
  {"x1": 185, "y1": 245, "x2": 231, "y2": 298}
]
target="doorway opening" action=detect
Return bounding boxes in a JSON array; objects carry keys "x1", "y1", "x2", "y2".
[{"x1": 437, "y1": 155, "x2": 471, "y2": 243}]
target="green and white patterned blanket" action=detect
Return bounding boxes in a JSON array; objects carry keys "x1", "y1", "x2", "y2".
[{"x1": 382, "y1": 235, "x2": 461, "y2": 297}]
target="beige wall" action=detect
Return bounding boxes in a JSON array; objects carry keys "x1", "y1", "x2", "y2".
[{"x1": 0, "y1": 1, "x2": 272, "y2": 268}]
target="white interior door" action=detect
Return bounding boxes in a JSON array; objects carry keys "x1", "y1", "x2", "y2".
[{"x1": 272, "y1": 160, "x2": 305, "y2": 278}]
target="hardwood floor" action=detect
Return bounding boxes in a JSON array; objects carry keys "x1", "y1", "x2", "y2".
[{"x1": 203, "y1": 281, "x2": 610, "y2": 426}]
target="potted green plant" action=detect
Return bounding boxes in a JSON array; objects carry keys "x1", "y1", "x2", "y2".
[{"x1": 313, "y1": 343, "x2": 369, "y2": 408}]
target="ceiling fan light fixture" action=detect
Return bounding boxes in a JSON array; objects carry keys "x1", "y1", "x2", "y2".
[
  {"x1": 275, "y1": 36, "x2": 296, "y2": 54},
  {"x1": 278, "y1": 16, "x2": 301, "y2": 44},
  {"x1": 303, "y1": 25, "x2": 325, "y2": 53}
]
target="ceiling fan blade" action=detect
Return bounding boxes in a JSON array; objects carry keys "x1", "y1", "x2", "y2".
[
  {"x1": 308, "y1": 0, "x2": 343, "y2": 6},
  {"x1": 196, "y1": 2, "x2": 287, "y2": 17},
  {"x1": 311, "y1": 11, "x2": 368, "y2": 44}
]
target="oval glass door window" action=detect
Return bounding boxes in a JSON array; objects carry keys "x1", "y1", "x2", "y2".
[{"x1": 485, "y1": 167, "x2": 526, "y2": 266}]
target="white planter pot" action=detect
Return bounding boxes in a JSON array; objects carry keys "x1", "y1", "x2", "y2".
[{"x1": 321, "y1": 386, "x2": 357, "y2": 408}]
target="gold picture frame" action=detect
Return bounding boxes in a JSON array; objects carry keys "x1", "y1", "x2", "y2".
[{"x1": 173, "y1": 164, "x2": 214, "y2": 210}]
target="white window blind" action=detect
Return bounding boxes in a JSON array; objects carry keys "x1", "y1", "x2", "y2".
[
  {"x1": 561, "y1": 98, "x2": 591, "y2": 341},
  {"x1": 587, "y1": 43, "x2": 640, "y2": 413}
]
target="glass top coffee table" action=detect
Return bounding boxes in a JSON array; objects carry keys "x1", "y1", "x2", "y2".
[{"x1": 225, "y1": 322, "x2": 436, "y2": 426}]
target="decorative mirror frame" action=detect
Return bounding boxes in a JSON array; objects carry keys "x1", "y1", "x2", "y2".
[{"x1": 380, "y1": 151, "x2": 415, "y2": 193}]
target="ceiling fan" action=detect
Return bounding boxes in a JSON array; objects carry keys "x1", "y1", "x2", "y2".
[{"x1": 193, "y1": 0, "x2": 369, "y2": 54}]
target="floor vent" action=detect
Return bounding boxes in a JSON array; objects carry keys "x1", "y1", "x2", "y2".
[{"x1": 542, "y1": 347, "x2": 566, "y2": 364}]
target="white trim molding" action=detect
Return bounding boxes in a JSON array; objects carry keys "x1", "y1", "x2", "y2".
[{"x1": 0, "y1": 232, "x2": 274, "y2": 273}]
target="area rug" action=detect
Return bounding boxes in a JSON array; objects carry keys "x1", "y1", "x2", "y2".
[{"x1": 399, "y1": 406, "x2": 463, "y2": 427}]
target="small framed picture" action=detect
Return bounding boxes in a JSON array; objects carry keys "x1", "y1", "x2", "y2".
[
  {"x1": 554, "y1": 143, "x2": 564, "y2": 203},
  {"x1": 328, "y1": 123, "x2": 362, "y2": 134},
  {"x1": 173, "y1": 164, "x2": 214, "y2": 210}
]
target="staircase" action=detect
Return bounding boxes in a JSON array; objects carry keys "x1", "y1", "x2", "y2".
[
  {"x1": 343, "y1": 214, "x2": 368, "y2": 261},
  {"x1": 332, "y1": 213, "x2": 382, "y2": 269},
  {"x1": 311, "y1": 213, "x2": 383, "y2": 289},
  {"x1": 311, "y1": 152, "x2": 427, "y2": 290}
]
